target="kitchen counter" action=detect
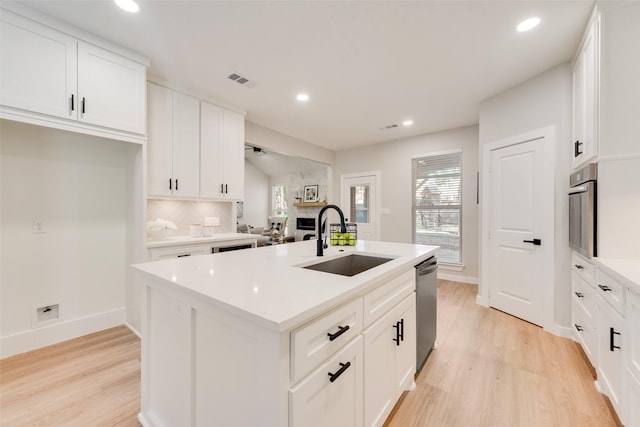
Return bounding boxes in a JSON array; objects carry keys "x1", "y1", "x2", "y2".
[
  {"x1": 133, "y1": 240, "x2": 437, "y2": 332},
  {"x1": 146, "y1": 232, "x2": 256, "y2": 249},
  {"x1": 597, "y1": 258, "x2": 640, "y2": 293}
]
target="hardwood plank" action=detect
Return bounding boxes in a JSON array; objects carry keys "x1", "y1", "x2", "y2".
[{"x1": 0, "y1": 281, "x2": 620, "y2": 426}]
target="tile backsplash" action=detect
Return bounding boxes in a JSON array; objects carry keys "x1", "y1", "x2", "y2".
[{"x1": 147, "y1": 199, "x2": 233, "y2": 237}]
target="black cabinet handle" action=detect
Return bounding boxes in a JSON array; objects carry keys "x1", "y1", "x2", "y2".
[
  {"x1": 610, "y1": 327, "x2": 621, "y2": 351},
  {"x1": 393, "y1": 321, "x2": 400, "y2": 346},
  {"x1": 71, "y1": 94, "x2": 75, "y2": 111},
  {"x1": 328, "y1": 361, "x2": 351, "y2": 383},
  {"x1": 175, "y1": 179, "x2": 179, "y2": 190},
  {"x1": 399, "y1": 318, "x2": 404, "y2": 342},
  {"x1": 220, "y1": 184, "x2": 224, "y2": 193},
  {"x1": 598, "y1": 284, "x2": 612, "y2": 292},
  {"x1": 574, "y1": 292, "x2": 584, "y2": 298},
  {"x1": 177, "y1": 254, "x2": 191, "y2": 258},
  {"x1": 327, "y1": 325, "x2": 349, "y2": 341},
  {"x1": 81, "y1": 97, "x2": 86, "y2": 114},
  {"x1": 225, "y1": 184, "x2": 228, "y2": 194},
  {"x1": 169, "y1": 179, "x2": 172, "y2": 190},
  {"x1": 574, "y1": 140, "x2": 583, "y2": 157},
  {"x1": 574, "y1": 264, "x2": 584, "y2": 270},
  {"x1": 574, "y1": 324, "x2": 584, "y2": 332},
  {"x1": 523, "y1": 238, "x2": 541, "y2": 246}
]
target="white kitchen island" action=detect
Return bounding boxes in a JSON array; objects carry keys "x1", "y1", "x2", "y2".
[{"x1": 132, "y1": 240, "x2": 437, "y2": 427}]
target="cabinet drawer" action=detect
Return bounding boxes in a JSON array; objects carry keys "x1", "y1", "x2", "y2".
[
  {"x1": 596, "y1": 269, "x2": 626, "y2": 316},
  {"x1": 571, "y1": 302, "x2": 597, "y2": 367},
  {"x1": 148, "y1": 244, "x2": 211, "y2": 261},
  {"x1": 572, "y1": 252, "x2": 595, "y2": 286},
  {"x1": 289, "y1": 336, "x2": 363, "y2": 427},
  {"x1": 291, "y1": 298, "x2": 363, "y2": 382},
  {"x1": 363, "y1": 269, "x2": 415, "y2": 327},
  {"x1": 572, "y1": 271, "x2": 596, "y2": 320}
]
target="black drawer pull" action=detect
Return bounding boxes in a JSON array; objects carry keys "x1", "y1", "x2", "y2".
[
  {"x1": 523, "y1": 238, "x2": 541, "y2": 246},
  {"x1": 328, "y1": 362, "x2": 351, "y2": 383},
  {"x1": 327, "y1": 325, "x2": 349, "y2": 341},
  {"x1": 610, "y1": 327, "x2": 621, "y2": 351},
  {"x1": 574, "y1": 264, "x2": 584, "y2": 270},
  {"x1": 574, "y1": 292, "x2": 584, "y2": 298},
  {"x1": 574, "y1": 140, "x2": 583, "y2": 157},
  {"x1": 177, "y1": 254, "x2": 191, "y2": 258},
  {"x1": 574, "y1": 324, "x2": 584, "y2": 332},
  {"x1": 598, "y1": 284, "x2": 612, "y2": 292}
]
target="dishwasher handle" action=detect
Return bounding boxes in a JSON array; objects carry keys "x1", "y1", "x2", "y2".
[{"x1": 416, "y1": 256, "x2": 438, "y2": 275}]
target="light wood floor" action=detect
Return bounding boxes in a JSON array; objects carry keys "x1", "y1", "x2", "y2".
[{"x1": 0, "y1": 280, "x2": 620, "y2": 426}]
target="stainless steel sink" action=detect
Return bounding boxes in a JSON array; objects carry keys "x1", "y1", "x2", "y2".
[{"x1": 302, "y1": 254, "x2": 394, "y2": 277}]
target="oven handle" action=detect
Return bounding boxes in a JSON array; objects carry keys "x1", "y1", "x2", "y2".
[{"x1": 568, "y1": 184, "x2": 589, "y2": 195}]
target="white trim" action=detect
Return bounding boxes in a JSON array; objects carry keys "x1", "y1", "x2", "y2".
[
  {"x1": 480, "y1": 126, "x2": 556, "y2": 331},
  {"x1": 340, "y1": 171, "x2": 381, "y2": 241},
  {"x1": 124, "y1": 321, "x2": 142, "y2": 339},
  {"x1": 438, "y1": 272, "x2": 478, "y2": 285},
  {"x1": 0, "y1": 307, "x2": 125, "y2": 358},
  {"x1": 411, "y1": 147, "x2": 462, "y2": 160},
  {"x1": 598, "y1": 153, "x2": 640, "y2": 162},
  {"x1": 438, "y1": 262, "x2": 464, "y2": 272},
  {"x1": 547, "y1": 324, "x2": 574, "y2": 339}
]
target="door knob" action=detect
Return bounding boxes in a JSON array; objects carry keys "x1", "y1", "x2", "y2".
[{"x1": 523, "y1": 238, "x2": 541, "y2": 246}]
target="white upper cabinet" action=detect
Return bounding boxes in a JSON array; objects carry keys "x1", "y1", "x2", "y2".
[
  {"x1": 200, "y1": 102, "x2": 245, "y2": 200},
  {"x1": 148, "y1": 83, "x2": 244, "y2": 201},
  {"x1": 0, "y1": 8, "x2": 147, "y2": 142},
  {"x1": 147, "y1": 83, "x2": 200, "y2": 198},
  {"x1": 0, "y1": 11, "x2": 77, "y2": 120},
  {"x1": 572, "y1": 14, "x2": 600, "y2": 169},
  {"x1": 77, "y1": 42, "x2": 146, "y2": 134}
]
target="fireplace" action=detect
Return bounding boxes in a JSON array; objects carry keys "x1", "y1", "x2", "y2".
[{"x1": 296, "y1": 217, "x2": 316, "y2": 231}]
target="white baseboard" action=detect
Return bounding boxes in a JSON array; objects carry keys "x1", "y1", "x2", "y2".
[
  {"x1": 124, "y1": 320, "x2": 141, "y2": 339},
  {"x1": 0, "y1": 307, "x2": 125, "y2": 359},
  {"x1": 437, "y1": 272, "x2": 478, "y2": 285},
  {"x1": 546, "y1": 323, "x2": 574, "y2": 339}
]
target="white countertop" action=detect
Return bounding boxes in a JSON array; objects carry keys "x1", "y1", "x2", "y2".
[
  {"x1": 133, "y1": 240, "x2": 437, "y2": 332},
  {"x1": 597, "y1": 258, "x2": 640, "y2": 293},
  {"x1": 146, "y1": 233, "x2": 257, "y2": 249}
]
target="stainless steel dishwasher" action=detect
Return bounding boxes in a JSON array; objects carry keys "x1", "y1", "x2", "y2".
[{"x1": 415, "y1": 256, "x2": 437, "y2": 371}]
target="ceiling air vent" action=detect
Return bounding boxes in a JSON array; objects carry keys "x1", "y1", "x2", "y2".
[{"x1": 227, "y1": 72, "x2": 255, "y2": 87}]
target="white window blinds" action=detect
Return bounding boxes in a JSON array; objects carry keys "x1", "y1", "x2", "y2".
[{"x1": 412, "y1": 150, "x2": 462, "y2": 264}]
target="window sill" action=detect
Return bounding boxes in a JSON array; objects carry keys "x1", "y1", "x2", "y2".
[{"x1": 438, "y1": 262, "x2": 464, "y2": 272}]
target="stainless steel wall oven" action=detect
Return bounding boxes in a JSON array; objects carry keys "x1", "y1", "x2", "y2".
[{"x1": 568, "y1": 163, "x2": 597, "y2": 258}]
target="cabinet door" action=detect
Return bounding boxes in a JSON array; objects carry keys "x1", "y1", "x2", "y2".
[
  {"x1": 628, "y1": 290, "x2": 640, "y2": 380},
  {"x1": 596, "y1": 296, "x2": 624, "y2": 410},
  {"x1": 147, "y1": 83, "x2": 174, "y2": 197},
  {"x1": 77, "y1": 42, "x2": 146, "y2": 134},
  {"x1": 626, "y1": 369, "x2": 640, "y2": 427},
  {"x1": 221, "y1": 109, "x2": 245, "y2": 200},
  {"x1": 572, "y1": 18, "x2": 599, "y2": 169},
  {"x1": 171, "y1": 92, "x2": 200, "y2": 198},
  {"x1": 363, "y1": 293, "x2": 416, "y2": 427},
  {"x1": 290, "y1": 336, "x2": 363, "y2": 427},
  {"x1": 0, "y1": 11, "x2": 77, "y2": 120},
  {"x1": 200, "y1": 101, "x2": 224, "y2": 199}
]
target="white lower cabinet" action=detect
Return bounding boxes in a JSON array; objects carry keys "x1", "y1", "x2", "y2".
[
  {"x1": 290, "y1": 336, "x2": 363, "y2": 427},
  {"x1": 148, "y1": 243, "x2": 211, "y2": 261},
  {"x1": 596, "y1": 295, "x2": 625, "y2": 411},
  {"x1": 363, "y1": 293, "x2": 416, "y2": 427},
  {"x1": 626, "y1": 368, "x2": 640, "y2": 427}
]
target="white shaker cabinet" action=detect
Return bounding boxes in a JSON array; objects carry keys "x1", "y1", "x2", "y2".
[
  {"x1": 595, "y1": 295, "x2": 625, "y2": 411},
  {"x1": 572, "y1": 14, "x2": 600, "y2": 170},
  {"x1": 0, "y1": 9, "x2": 146, "y2": 140},
  {"x1": 571, "y1": 252, "x2": 598, "y2": 366},
  {"x1": 626, "y1": 289, "x2": 640, "y2": 426},
  {"x1": 363, "y1": 293, "x2": 416, "y2": 427},
  {"x1": 200, "y1": 102, "x2": 245, "y2": 200},
  {"x1": 147, "y1": 83, "x2": 200, "y2": 198}
]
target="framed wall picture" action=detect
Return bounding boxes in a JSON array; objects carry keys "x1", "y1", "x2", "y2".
[{"x1": 303, "y1": 185, "x2": 319, "y2": 203}]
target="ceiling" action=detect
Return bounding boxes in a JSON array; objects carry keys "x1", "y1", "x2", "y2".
[
  {"x1": 17, "y1": 0, "x2": 593, "y2": 151},
  {"x1": 244, "y1": 146, "x2": 327, "y2": 177}
]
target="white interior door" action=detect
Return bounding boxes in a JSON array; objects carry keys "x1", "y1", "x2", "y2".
[
  {"x1": 488, "y1": 138, "x2": 548, "y2": 326},
  {"x1": 341, "y1": 173, "x2": 379, "y2": 240}
]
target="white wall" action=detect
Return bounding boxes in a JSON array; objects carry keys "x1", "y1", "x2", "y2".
[
  {"x1": 478, "y1": 63, "x2": 572, "y2": 330},
  {"x1": 241, "y1": 160, "x2": 270, "y2": 228},
  {"x1": 1, "y1": 120, "x2": 137, "y2": 357},
  {"x1": 333, "y1": 126, "x2": 479, "y2": 283}
]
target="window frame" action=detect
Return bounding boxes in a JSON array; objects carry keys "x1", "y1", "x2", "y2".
[{"x1": 411, "y1": 149, "x2": 463, "y2": 265}]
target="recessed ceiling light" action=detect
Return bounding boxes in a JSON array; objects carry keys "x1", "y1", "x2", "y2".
[
  {"x1": 115, "y1": 0, "x2": 139, "y2": 13},
  {"x1": 402, "y1": 120, "x2": 413, "y2": 126},
  {"x1": 296, "y1": 93, "x2": 309, "y2": 102},
  {"x1": 517, "y1": 17, "x2": 540, "y2": 32}
]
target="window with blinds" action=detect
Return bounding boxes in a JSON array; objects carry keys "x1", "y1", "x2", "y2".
[{"x1": 412, "y1": 150, "x2": 462, "y2": 264}]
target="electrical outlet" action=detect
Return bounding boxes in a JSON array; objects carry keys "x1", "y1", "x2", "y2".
[{"x1": 32, "y1": 220, "x2": 45, "y2": 234}]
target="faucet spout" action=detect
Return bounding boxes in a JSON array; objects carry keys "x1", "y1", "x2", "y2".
[{"x1": 316, "y1": 204, "x2": 347, "y2": 256}]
